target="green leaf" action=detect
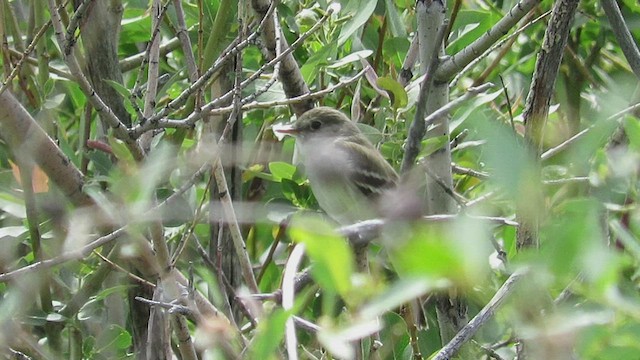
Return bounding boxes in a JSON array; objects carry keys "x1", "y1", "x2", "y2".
[
  {"x1": 356, "y1": 123, "x2": 383, "y2": 144},
  {"x1": 269, "y1": 161, "x2": 297, "y2": 180},
  {"x1": 301, "y1": 42, "x2": 338, "y2": 84},
  {"x1": 107, "y1": 136, "x2": 134, "y2": 164},
  {"x1": 382, "y1": 37, "x2": 410, "y2": 69},
  {"x1": 377, "y1": 77, "x2": 408, "y2": 109},
  {"x1": 447, "y1": 10, "x2": 500, "y2": 54},
  {"x1": 384, "y1": 0, "x2": 407, "y2": 37},
  {"x1": 327, "y1": 50, "x2": 374, "y2": 69},
  {"x1": 420, "y1": 135, "x2": 449, "y2": 157},
  {"x1": 338, "y1": 0, "x2": 378, "y2": 46},
  {"x1": 96, "y1": 325, "x2": 132, "y2": 351},
  {"x1": 43, "y1": 93, "x2": 65, "y2": 110},
  {"x1": 288, "y1": 215, "x2": 353, "y2": 297},
  {"x1": 120, "y1": 9, "x2": 152, "y2": 44},
  {"x1": 102, "y1": 79, "x2": 131, "y2": 99}
]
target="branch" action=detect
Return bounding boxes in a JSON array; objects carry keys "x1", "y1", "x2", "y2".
[
  {"x1": 0, "y1": 91, "x2": 89, "y2": 206},
  {"x1": 600, "y1": 0, "x2": 640, "y2": 79},
  {"x1": 436, "y1": 0, "x2": 542, "y2": 82},
  {"x1": 541, "y1": 101, "x2": 640, "y2": 160},
  {"x1": 432, "y1": 270, "x2": 526, "y2": 360},
  {"x1": 424, "y1": 83, "x2": 494, "y2": 128},
  {"x1": 46, "y1": 0, "x2": 143, "y2": 159},
  {"x1": 400, "y1": 16, "x2": 448, "y2": 173},
  {"x1": 450, "y1": 10, "x2": 550, "y2": 87}
]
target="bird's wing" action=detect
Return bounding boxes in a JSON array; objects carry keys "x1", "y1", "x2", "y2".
[{"x1": 335, "y1": 138, "x2": 398, "y2": 198}]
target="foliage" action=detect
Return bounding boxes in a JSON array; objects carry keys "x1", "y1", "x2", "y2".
[{"x1": 0, "y1": 0, "x2": 639, "y2": 359}]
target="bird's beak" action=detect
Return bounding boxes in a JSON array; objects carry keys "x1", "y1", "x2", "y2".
[{"x1": 272, "y1": 123, "x2": 298, "y2": 141}]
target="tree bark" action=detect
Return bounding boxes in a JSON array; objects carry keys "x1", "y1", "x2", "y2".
[{"x1": 79, "y1": 0, "x2": 131, "y2": 127}]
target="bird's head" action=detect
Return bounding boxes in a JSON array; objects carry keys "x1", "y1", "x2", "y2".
[{"x1": 272, "y1": 107, "x2": 360, "y2": 142}]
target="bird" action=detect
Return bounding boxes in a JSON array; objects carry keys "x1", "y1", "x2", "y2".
[{"x1": 273, "y1": 107, "x2": 399, "y2": 226}]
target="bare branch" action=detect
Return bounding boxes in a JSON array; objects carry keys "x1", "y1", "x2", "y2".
[{"x1": 432, "y1": 271, "x2": 526, "y2": 360}]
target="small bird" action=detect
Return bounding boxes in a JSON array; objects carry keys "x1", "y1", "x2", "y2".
[{"x1": 273, "y1": 107, "x2": 398, "y2": 225}]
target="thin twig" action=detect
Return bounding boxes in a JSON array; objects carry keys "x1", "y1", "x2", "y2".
[
  {"x1": 541, "y1": 101, "x2": 640, "y2": 160},
  {"x1": 0, "y1": 19, "x2": 52, "y2": 95}
]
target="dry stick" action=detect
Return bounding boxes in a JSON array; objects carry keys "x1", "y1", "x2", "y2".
[
  {"x1": 424, "y1": 83, "x2": 494, "y2": 127},
  {"x1": 212, "y1": 159, "x2": 260, "y2": 293},
  {"x1": 93, "y1": 250, "x2": 156, "y2": 287},
  {"x1": 139, "y1": 0, "x2": 279, "y2": 129},
  {"x1": 401, "y1": 21, "x2": 449, "y2": 173},
  {"x1": 172, "y1": 315, "x2": 199, "y2": 360},
  {"x1": 252, "y1": 0, "x2": 313, "y2": 117},
  {"x1": 139, "y1": 0, "x2": 165, "y2": 152},
  {"x1": 130, "y1": 8, "x2": 332, "y2": 137},
  {"x1": 340, "y1": 215, "x2": 518, "y2": 247},
  {"x1": 432, "y1": 271, "x2": 526, "y2": 360},
  {"x1": 541, "y1": 101, "x2": 640, "y2": 160},
  {"x1": 0, "y1": 18, "x2": 51, "y2": 95},
  {"x1": 130, "y1": 1, "x2": 170, "y2": 127},
  {"x1": 241, "y1": 3, "x2": 283, "y2": 105},
  {"x1": 172, "y1": 0, "x2": 199, "y2": 82},
  {"x1": 283, "y1": 244, "x2": 306, "y2": 360},
  {"x1": 0, "y1": 227, "x2": 127, "y2": 283},
  {"x1": 46, "y1": 0, "x2": 144, "y2": 160},
  {"x1": 150, "y1": 67, "x2": 365, "y2": 131}
]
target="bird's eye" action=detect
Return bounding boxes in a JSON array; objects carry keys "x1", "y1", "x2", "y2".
[{"x1": 310, "y1": 120, "x2": 322, "y2": 130}]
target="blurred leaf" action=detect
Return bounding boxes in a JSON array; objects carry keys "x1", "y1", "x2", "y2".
[
  {"x1": 0, "y1": 226, "x2": 27, "y2": 239},
  {"x1": 360, "y1": 278, "x2": 438, "y2": 319},
  {"x1": 43, "y1": 93, "x2": 65, "y2": 110},
  {"x1": 0, "y1": 192, "x2": 26, "y2": 218},
  {"x1": 120, "y1": 9, "x2": 152, "y2": 43},
  {"x1": 382, "y1": 37, "x2": 410, "y2": 69},
  {"x1": 288, "y1": 215, "x2": 353, "y2": 298},
  {"x1": 540, "y1": 198, "x2": 605, "y2": 279},
  {"x1": 421, "y1": 135, "x2": 449, "y2": 157},
  {"x1": 96, "y1": 324, "x2": 132, "y2": 351},
  {"x1": 318, "y1": 318, "x2": 382, "y2": 359},
  {"x1": 8, "y1": 161, "x2": 49, "y2": 193},
  {"x1": 356, "y1": 123, "x2": 383, "y2": 144},
  {"x1": 247, "y1": 308, "x2": 290, "y2": 359},
  {"x1": 107, "y1": 136, "x2": 135, "y2": 164},
  {"x1": 623, "y1": 116, "x2": 640, "y2": 152}
]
